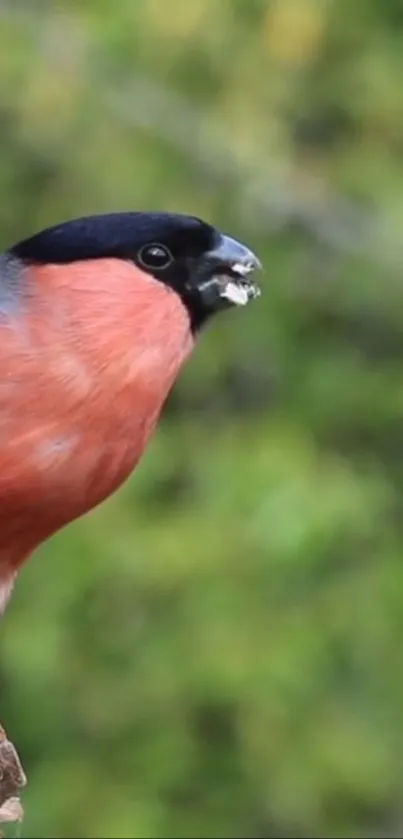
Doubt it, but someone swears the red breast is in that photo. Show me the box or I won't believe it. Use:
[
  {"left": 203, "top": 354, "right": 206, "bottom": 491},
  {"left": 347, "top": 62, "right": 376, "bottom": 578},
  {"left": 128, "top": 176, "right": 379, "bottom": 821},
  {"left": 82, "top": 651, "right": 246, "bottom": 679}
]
[{"left": 0, "top": 258, "right": 193, "bottom": 570}]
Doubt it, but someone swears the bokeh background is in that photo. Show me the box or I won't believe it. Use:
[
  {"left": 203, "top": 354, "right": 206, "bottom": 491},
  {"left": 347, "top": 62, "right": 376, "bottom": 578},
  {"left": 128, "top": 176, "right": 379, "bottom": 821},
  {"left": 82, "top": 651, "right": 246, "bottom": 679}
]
[{"left": 2, "top": 0, "right": 403, "bottom": 836}]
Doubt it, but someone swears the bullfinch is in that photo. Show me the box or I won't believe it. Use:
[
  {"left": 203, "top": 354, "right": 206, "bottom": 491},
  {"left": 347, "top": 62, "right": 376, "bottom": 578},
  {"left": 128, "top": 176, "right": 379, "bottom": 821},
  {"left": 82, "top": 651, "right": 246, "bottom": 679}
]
[{"left": 0, "top": 211, "right": 261, "bottom": 615}]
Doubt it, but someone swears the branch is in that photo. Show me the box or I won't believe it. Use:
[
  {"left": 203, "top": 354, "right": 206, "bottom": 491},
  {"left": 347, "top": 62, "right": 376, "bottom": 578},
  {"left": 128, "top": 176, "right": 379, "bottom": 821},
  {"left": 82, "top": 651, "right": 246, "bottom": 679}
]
[{"left": 0, "top": 725, "right": 26, "bottom": 830}]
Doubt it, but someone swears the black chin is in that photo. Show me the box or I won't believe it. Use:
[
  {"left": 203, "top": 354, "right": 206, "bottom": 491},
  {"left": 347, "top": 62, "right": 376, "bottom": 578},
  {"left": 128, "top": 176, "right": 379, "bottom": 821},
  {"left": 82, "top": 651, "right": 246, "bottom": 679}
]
[{"left": 144, "top": 260, "right": 221, "bottom": 333}]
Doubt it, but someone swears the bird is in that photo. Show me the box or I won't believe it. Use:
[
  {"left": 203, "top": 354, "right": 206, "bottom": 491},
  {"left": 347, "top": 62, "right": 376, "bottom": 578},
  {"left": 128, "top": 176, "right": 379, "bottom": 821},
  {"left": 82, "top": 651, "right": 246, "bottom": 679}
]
[{"left": 0, "top": 211, "right": 261, "bottom": 615}]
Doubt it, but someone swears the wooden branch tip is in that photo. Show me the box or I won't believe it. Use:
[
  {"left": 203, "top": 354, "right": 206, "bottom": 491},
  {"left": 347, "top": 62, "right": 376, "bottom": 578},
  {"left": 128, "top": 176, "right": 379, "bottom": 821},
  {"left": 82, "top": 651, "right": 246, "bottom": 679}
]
[{"left": 0, "top": 725, "right": 26, "bottom": 828}]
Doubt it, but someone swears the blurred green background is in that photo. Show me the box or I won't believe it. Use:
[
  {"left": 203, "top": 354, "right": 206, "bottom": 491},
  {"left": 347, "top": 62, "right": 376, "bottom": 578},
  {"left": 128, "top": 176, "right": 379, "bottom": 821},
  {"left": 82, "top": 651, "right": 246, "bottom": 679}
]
[{"left": 2, "top": 0, "right": 403, "bottom": 836}]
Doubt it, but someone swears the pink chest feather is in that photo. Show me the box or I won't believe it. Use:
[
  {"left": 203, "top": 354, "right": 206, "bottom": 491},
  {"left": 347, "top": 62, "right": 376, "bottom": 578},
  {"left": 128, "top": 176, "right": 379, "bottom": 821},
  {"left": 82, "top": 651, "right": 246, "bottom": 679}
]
[{"left": 0, "top": 259, "right": 194, "bottom": 568}]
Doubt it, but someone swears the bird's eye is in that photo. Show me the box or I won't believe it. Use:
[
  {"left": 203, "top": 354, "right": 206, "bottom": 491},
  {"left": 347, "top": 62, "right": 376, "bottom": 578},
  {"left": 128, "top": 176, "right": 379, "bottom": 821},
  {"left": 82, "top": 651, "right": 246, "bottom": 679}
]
[{"left": 138, "top": 243, "right": 172, "bottom": 270}]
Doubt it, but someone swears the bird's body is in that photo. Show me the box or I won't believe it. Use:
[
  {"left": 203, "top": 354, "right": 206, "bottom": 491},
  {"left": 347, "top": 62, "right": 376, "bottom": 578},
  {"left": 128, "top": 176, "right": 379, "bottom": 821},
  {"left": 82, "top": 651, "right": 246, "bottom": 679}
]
[
  {"left": 0, "top": 211, "right": 261, "bottom": 612},
  {"left": 0, "top": 258, "right": 192, "bottom": 603}
]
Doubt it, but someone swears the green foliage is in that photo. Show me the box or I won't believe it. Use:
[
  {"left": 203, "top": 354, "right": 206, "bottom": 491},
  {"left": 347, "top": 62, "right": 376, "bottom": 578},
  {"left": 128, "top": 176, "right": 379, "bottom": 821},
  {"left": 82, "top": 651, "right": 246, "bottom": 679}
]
[{"left": 2, "top": 0, "right": 403, "bottom": 836}]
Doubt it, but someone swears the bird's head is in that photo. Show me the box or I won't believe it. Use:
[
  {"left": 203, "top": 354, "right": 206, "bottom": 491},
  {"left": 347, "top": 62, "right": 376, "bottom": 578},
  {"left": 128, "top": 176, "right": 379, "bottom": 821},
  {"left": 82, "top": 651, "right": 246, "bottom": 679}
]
[{"left": 10, "top": 211, "right": 261, "bottom": 331}]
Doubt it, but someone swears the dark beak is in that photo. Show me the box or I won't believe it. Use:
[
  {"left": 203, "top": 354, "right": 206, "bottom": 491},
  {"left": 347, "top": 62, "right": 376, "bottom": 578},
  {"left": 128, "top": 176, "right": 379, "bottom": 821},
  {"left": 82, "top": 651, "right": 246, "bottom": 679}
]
[{"left": 197, "top": 233, "right": 262, "bottom": 311}]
